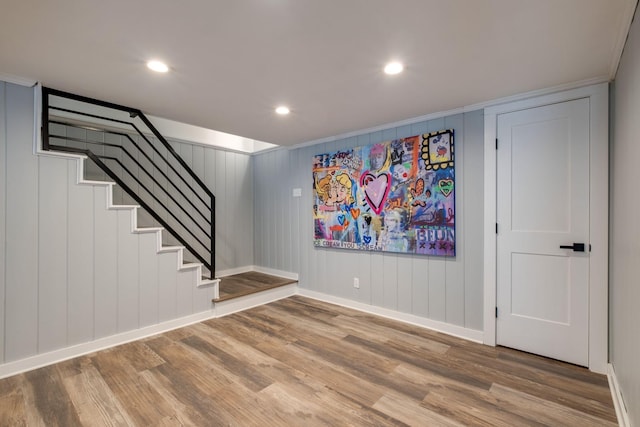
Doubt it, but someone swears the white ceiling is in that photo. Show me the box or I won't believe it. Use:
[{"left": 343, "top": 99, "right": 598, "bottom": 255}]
[{"left": 0, "top": 0, "right": 636, "bottom": 147}]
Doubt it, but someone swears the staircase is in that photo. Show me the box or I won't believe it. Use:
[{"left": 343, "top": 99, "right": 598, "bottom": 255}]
[{"left": 40, "top": 87, "right": 219, "bottom": 296}]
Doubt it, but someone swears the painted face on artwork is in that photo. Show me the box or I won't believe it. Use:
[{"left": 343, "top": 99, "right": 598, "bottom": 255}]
[
  {"left": 329, "top": 180, "right": 338, "bottom": 201},
  {"left": 371, "top": 151, "right": 385, "bottom": 170},
  {"left": 335, "top": 183, "right": 348, "bottom": 204},
  {"left": 385, "top": 215, "right": 400, "bottom": 232}
]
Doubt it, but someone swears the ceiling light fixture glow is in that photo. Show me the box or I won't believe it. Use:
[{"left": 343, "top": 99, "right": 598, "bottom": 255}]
[
  {"left": 147, "top": 60, "right": 169, "bottom": 73},
  {"left": 384, "top": 61, "right": 404, "bottom": 75},
  {"left": 275, "top": 106, "right": 290, "bottom": 115}
]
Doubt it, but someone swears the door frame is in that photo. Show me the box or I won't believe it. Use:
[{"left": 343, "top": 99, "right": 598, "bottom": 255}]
[{"left": 483, "top": 83, "right": 609, "bottom": 373}]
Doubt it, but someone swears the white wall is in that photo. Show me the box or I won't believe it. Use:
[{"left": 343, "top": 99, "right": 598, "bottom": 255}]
[
  {"left": 253, "top": 110, "right": 484, "bottom": 331},
  {"left": 610, "top": 10, "right": 640, "bottom": 425},
  {"left": 0, "top": 82, "right": 251, "bottom": 370}
]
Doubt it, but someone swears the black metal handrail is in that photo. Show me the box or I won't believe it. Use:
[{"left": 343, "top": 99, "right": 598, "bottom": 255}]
[{"left": 41, "top": 87, "right": 215, "bottom": 276}]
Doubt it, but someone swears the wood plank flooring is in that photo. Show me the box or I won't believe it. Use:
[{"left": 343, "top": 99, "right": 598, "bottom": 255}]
[
  {"left": 0, "top": 296, "right": 617, "bottom": 426},
  {"left": 215, "top": 271, "right": 297, "bottom": 302}
]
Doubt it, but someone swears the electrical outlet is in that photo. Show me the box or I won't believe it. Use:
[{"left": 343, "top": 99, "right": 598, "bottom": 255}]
[{"left": 353, "top": 277, "right": 360, "bottom": 288}]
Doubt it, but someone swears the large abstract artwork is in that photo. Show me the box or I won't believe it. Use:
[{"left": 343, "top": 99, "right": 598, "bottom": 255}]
[{"left": 313, "top": 129, "right": 455, "bottom": 256}]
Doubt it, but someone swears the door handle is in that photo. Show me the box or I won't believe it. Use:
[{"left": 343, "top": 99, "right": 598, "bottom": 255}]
[{"left": 559, "top": 243, "right": 585, "bottom": 252}]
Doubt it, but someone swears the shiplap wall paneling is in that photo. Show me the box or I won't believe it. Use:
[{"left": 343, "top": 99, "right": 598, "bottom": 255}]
[
  {"left": 253, "top": 110, "right": 484, "bottom": 331},
  {"left": 215, "top": 149, "right": 228, "bottom": 270},
  {"left": 4, "top": 83, "right": 39, "bottom": 362},
  {"left": 104, "top": 132, "right": 125, "bottom": 206},
  {"left": 117, "top": 209, "right": 140, "bottom": 333},
  {"left": 260, "top": 150, "right": 276, "bottom": 271},
  {"left": 237, "top": 153, "right": 254, "bottom": 268},
  {"left": 0, "top": 83, "right": 235, "bottom": 372},
  {"left": 122, "top": 133, "right": 141, "bottom": 208},
  {"left": 0, "top": 82, "right": 6, "bottom": 363},
  {"left": 136, "top": 134, "right": 156, "bottom": 229},
  {"left": 425, "top": 117, "right": 448, "bottom": 322},
  {"left": 203, "top": 147, "right": 218, "bottom": 270},
  {"left": 157, "top": 251, "right": 179, "bottom": 322},
  {"left": 611, "top": 8, "right": 640, "bottom": 423},
  {"left": 138, "top": 232, "right": 160, "bottom": 328},
  {"left": 463, "top": 110, "right": 484, "bottom": 329},
  {"left": 171, "top": 142, "right": 190, "bottom": 258},
  {"left": 177, "top": 142, "right": 193, "bottom": 260},
  {"left": 183, "top": 143, "right": 210, "bottom": 266},
  {"left": 68, "top": 164, "right": 95, "bottom": 346},
  {"left": 84, "top": 129, "right": 106, "bottom": 182},
  {"left": 226, "top": 152, "right": 238, "bottom": 268},
  {"left": 153, "top": 138, "right": 169, "bottom": 229},
  {"left": 38, "top": 156, "right": 69, "bottom": 353},
  {"left": 168, "top": 141, "right": 254, "bottom": 273},
  {"left": 259, "top": 151, "right": 274, "bottom": 270},
  {"left": 289, "top": 148, "right": 301, "bottom": 277},
  {"left": 193, "top": 278, "right": 214, "bottom": 313},
  {"left": 176, "top": 268, "right": 196, "bottom": 318},
  {"left": 93, "top": 184, "right": 119, "bottom": 340},
  {"left": 225, "top": 151, "right": 239, "bottom": 269},
  {"left": 444, "top": 113, "right": 465, "bottom": 327}
]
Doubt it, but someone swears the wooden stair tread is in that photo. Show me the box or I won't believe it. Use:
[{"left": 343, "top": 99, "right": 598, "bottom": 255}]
[{"left": 213, "top": 272, "right": 297, "bottom": 302}]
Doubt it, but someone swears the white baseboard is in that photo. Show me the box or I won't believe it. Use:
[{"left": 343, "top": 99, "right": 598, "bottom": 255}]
[
  {"left": 297, "top": 288, "right": 484, "bottom": 343},
  {"left": 0, "top": 309, "right": 217, "bottom": 380},
  {"left": 0, "top": 281, "right": 487, "bottom": 379},
  {"left": 608, "top": 363, "right": 631, "bottom": 427},
  {"left": 253, "top": 265, "right": 299, "bottom": 281},
  {"left": 216, "top": 265, "right": 255, "bottom": 277},
  {"left": 216, "top": 265, "right": 299, "bottom": 281}
]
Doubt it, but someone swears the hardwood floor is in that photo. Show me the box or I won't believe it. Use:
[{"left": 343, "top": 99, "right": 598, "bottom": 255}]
[
  {"left": 0, "top": 296, "right": 617, "bottom": 426},
  {"left": 215, "top": 271, "right": 297, "bottom": 302}
]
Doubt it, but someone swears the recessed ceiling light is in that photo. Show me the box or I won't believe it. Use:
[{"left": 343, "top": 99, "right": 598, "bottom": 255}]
[
  {"left": 384, "top": 61, "right": 404, "bottom": 75},
  {"left": 275, "top": 106, "right": 290, "bottom": 115},
  {"left": 147, "top": 60, "right": 169, "bottom": 73}
]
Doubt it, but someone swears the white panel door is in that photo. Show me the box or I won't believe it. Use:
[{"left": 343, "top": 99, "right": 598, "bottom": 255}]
[{"left": 496, "top": 98, "right": 590, "bottom": 366}]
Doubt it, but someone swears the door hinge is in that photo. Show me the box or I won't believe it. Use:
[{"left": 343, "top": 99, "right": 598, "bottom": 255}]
[{"left": 495, "top": 307, "right": 498, "bottom": 318}]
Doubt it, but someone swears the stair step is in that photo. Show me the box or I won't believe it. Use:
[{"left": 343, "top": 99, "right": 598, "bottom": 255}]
[{"left": 213, "top": 271, "right": 297, "bottom": 302}]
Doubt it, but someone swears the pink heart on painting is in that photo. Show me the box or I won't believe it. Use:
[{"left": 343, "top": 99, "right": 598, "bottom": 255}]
[{"left": 360, "top": 171, "right": 391, "bottom": 215}]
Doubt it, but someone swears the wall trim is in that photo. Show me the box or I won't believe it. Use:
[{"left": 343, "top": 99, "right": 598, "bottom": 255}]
[
  {"left": 609, "top": 0, "right": 639, "bottom": 78},
  {"left": 285, "top": 76, "right": 610, "bottom": 154},
  {"left": 0, "top": 279, "right": 296, "bottom": 379},
  {"left": 0, "top": 73, "right": 37, "bottom": 87},
  {"left": 297, "top": 289, "right": 484, "bottom": 343},
  {"left": 608, "top": 363, "right": 631, "bottom": 427},
  {"left": 483, "top": 83, "right": 610, "bottom": 374},
  {"left": 253, "top": 265, "right": 299, "bottom": 281},
  {"left": 0, "top": 309, "right": 217, "bottom": 380}
]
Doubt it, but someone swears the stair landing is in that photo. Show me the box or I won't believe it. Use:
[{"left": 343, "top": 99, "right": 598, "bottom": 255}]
[{"left": 214, "top": 271, "right": 297, "bottom": 302}]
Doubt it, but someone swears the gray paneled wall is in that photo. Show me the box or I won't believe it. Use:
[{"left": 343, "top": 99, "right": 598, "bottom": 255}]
[
  {"left": 167, "top": 140, "right": 254, "bottom": 273},
  {"left": 48, "top": 119, "right": 254, "bottom": 277},
  {"left": 0, "top": 82, "right": 219, "bottom": 365},
  {"left": 253, "top": 111, "right": 484, "bottom": 330},
  {"left": 610, "top": 5, "right": 640, "bottom": 424}
]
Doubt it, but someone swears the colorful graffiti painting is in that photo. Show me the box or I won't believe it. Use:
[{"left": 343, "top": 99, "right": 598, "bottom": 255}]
[{"left": 312, "top": 129, "right": 455, "bottom": 256}]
